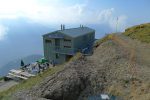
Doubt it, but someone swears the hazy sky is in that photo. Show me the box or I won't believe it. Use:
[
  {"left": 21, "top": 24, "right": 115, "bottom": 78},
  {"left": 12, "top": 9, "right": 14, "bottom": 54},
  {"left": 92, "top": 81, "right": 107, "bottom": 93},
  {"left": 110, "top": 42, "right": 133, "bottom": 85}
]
[
  {"left": 0, "top": 0, "right": 150, "bottom": 40},
  {"left": 0, "top": 0, "right": 150, "bottom": 67}
]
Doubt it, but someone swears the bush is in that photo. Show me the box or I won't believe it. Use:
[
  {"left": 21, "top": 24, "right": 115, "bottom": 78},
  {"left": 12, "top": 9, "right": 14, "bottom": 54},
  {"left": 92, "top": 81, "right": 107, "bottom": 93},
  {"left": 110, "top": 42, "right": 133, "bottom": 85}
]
[{"left": 0, "top": 77, "right": 4, "bottom": 81}]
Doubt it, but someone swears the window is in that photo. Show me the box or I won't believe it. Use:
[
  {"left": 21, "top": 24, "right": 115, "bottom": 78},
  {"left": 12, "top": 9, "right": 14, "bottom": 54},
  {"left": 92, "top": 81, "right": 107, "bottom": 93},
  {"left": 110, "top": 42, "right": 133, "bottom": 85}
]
[
  {"left": 64, "top": 46, "right": 71, "bottom": 48},
  {"left": 56, "top": 53, "right": 59, "bottom": 59},
  {"left": 64, "top": 39, "right": 71, "bottom": 42},
  {"left": 45, "top": 40, "right": 52, "bottom": 43},
  {"left": 88, "top": 34, "right": 91, "bottom": 39},
  {"left": 83, "top": 35, "right": 87, "bottom": 41}
]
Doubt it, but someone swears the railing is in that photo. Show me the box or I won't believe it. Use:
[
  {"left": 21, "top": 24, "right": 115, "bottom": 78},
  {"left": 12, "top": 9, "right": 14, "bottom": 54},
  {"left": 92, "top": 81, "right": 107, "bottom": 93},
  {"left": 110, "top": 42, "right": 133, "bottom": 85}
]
[
  {"left": 50, "top": 46, "right": 77, "bottom": 55},
  {"left": 48, "top": 40, "right": 94, "bottom": 55},
  {"left": 63, "top": 41, "right": 72, "bottom": 46}
]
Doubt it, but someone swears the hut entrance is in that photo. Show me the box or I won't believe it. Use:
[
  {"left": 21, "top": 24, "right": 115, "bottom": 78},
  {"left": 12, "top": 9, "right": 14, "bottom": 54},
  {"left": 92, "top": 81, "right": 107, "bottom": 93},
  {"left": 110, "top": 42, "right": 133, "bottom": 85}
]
[
  {"left": 55, "top": 39, "right": 60, "bottom": 50},
  {"left": 66, "top": 55, "right": 73, "bottom": 62}
]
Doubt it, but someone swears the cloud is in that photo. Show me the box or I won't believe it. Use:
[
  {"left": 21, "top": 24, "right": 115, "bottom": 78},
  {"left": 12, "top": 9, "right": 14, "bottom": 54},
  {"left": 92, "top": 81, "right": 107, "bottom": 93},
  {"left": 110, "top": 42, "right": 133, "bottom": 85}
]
[
  {"left": 0, "top": 24, "right": 8, "bottom": 40},
  {"left": 0, "top": 0, "right": 127, "bottom": 31},
  {"left": 25, "top": 5, "right": 127, "bottom": 31},
  {"left": 97, "top": 8, "right": 128, "bottom": 31},
  {"left": 24, "top": 4, "right": 127, "bottom": 31},
  {"left": 24, "top": 3, "right": 87, "bottom": 24}
]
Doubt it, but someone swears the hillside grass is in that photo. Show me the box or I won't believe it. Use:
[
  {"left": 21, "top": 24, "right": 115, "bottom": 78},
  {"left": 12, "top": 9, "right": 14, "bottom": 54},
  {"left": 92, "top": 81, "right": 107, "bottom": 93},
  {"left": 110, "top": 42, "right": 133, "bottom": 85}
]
[
  {"left": 0, "top": 77, "right": 4, "bottom": 81},
  {"left": 123, "top": 23, "right": 150, "bottom": 43},
  {"left": 0, "top": 65, "right": 65, "bottom": 99},
  {"left": 94, "top": 34, "right": 114, "bottom": 47}
]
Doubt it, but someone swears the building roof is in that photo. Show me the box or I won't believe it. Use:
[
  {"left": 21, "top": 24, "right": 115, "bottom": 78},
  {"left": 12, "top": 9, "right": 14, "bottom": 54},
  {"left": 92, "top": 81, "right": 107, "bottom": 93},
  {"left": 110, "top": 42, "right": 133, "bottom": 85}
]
[
  {"left": 58, "top": 27, "right": 95, "bottom": 37},
  {"left": 10, "top": 69, "right": 22, "bottom": 74},
  {"left": 44, "top": 27, "right": 95, "bottom": 38}
]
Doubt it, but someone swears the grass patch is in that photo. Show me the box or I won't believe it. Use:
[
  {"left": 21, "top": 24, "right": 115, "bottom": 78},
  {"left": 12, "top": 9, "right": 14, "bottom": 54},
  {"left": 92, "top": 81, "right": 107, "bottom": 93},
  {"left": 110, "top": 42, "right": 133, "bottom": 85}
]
[
  {"left": 94, "top": 34, "right": 114, "bottom": 47},
  {"left": 69, "top": 52, "right": 82, "bottom": 62},
  {"left": 0, "top": 77, "right": 4, "bottom": 81},
  {"left": 123, "top": 23, "right": 150, "bottom": 43},
  {"left": 0, "top": 65, "right": 65, "bottom": 99}
]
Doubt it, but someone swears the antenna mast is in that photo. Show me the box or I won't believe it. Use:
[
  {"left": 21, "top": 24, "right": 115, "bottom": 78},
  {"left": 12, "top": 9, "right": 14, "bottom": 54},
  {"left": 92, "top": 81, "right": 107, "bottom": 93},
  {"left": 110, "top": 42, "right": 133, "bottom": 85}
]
[{"left": 116, "top": 17, "right": 119, "bottom": 33}]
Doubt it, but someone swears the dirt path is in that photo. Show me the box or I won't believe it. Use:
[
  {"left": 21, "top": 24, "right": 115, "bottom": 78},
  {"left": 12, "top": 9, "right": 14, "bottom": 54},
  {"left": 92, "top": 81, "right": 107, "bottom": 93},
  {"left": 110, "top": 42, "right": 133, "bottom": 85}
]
[
  {"left": 114, "top": 34, "right": 150, "bottom": 81},
  {"left": 91, "top": 34, "right": 150, "bottom": 100},
  {"left": 118, "top": 34, "right": 150, "bottom": 66}
]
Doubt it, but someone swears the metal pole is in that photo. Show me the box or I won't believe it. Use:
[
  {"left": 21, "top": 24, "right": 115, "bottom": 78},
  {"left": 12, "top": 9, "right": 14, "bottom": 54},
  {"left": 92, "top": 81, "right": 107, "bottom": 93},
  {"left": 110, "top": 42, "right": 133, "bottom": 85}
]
[{"left": 116, "top": 17, "right": 119, "bottom": 33}]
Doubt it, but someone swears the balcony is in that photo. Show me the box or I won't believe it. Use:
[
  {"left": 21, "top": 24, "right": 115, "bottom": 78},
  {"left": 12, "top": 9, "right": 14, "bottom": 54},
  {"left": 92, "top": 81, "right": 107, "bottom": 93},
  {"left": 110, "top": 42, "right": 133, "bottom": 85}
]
[{"left": 54, "top": 47, "right": 76, "bottom": 55}]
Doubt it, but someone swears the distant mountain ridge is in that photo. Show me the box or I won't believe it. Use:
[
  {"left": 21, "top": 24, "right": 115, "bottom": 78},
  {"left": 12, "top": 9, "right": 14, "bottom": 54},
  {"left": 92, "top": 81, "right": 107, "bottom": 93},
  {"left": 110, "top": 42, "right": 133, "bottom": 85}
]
[{"left": 0, "top": 54, "right": 43, "bottom": 76}]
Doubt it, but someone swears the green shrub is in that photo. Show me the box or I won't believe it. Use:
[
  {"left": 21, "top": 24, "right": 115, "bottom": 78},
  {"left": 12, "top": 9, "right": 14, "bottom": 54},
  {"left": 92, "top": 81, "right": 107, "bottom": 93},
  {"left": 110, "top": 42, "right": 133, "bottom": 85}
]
[{"left": 0, "top": 77, "right": 4, "bottom": 81}]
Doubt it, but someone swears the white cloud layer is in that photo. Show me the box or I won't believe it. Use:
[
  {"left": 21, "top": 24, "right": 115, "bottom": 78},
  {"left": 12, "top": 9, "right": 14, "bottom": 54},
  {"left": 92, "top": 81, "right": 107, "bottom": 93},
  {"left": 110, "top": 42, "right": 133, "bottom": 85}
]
[
  {"left": 0, "top": 0, "right": 128, "bottom": 37},
  {"left": 97, "top": 8, "right": 127, "bottom": 31}
]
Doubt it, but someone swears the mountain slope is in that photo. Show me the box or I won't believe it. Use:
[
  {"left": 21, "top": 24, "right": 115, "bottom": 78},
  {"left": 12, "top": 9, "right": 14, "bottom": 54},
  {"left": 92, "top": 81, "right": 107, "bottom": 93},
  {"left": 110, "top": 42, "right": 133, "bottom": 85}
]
[
  {"left": 12, "top": 34, "right": 150, "bottom": 100},
  {"left": 1, "top": 23, "right": 150, "bottom": 100}
]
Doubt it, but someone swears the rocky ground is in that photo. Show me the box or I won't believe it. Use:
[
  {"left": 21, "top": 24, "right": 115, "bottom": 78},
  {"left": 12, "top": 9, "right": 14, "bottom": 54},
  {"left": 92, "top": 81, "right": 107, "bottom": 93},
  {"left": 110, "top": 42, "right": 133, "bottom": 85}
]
[
  {"left": 12, "top": 34, "right": 150, "bottom": 100},
  {"left": 0, "top": 80, "right": 18, "bottom": 92}
]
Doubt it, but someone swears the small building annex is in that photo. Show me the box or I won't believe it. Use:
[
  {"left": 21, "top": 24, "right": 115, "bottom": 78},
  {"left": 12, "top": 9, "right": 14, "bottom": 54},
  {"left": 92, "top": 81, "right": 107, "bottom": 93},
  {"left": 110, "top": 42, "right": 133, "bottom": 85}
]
[{"left": 43, "top": 25, "right": 95, "bottom": 64}]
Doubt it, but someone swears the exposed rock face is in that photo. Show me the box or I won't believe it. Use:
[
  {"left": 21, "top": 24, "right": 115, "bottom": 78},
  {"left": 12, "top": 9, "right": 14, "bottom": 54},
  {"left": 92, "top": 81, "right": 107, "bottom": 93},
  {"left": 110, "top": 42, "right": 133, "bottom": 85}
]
[
  {"left": 34, "top": 59, "right": 90, "bottom": 100},
  {"left": 13, "top": 35, "right": 150, "bottom": 100}
]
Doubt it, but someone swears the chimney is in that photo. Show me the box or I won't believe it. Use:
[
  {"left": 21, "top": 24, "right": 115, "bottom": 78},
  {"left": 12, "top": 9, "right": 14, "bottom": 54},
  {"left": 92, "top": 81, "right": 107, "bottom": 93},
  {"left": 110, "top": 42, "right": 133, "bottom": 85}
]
[
  {"left": 82, "top": 25, "right": 84, "bottom": 28},
  {"left": 63, "top": 25, "right": 65, "bottom": 30},
  {"left": 61, "top": 24, "right": 63, "bottom": 30}
]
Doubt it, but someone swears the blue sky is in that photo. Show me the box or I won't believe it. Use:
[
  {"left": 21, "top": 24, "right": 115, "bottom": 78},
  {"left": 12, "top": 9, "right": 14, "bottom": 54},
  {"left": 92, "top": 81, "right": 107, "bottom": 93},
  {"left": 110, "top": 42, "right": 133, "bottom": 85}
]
[{"left": 0, "top": 0, "right": 150, "bottom": 68}]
